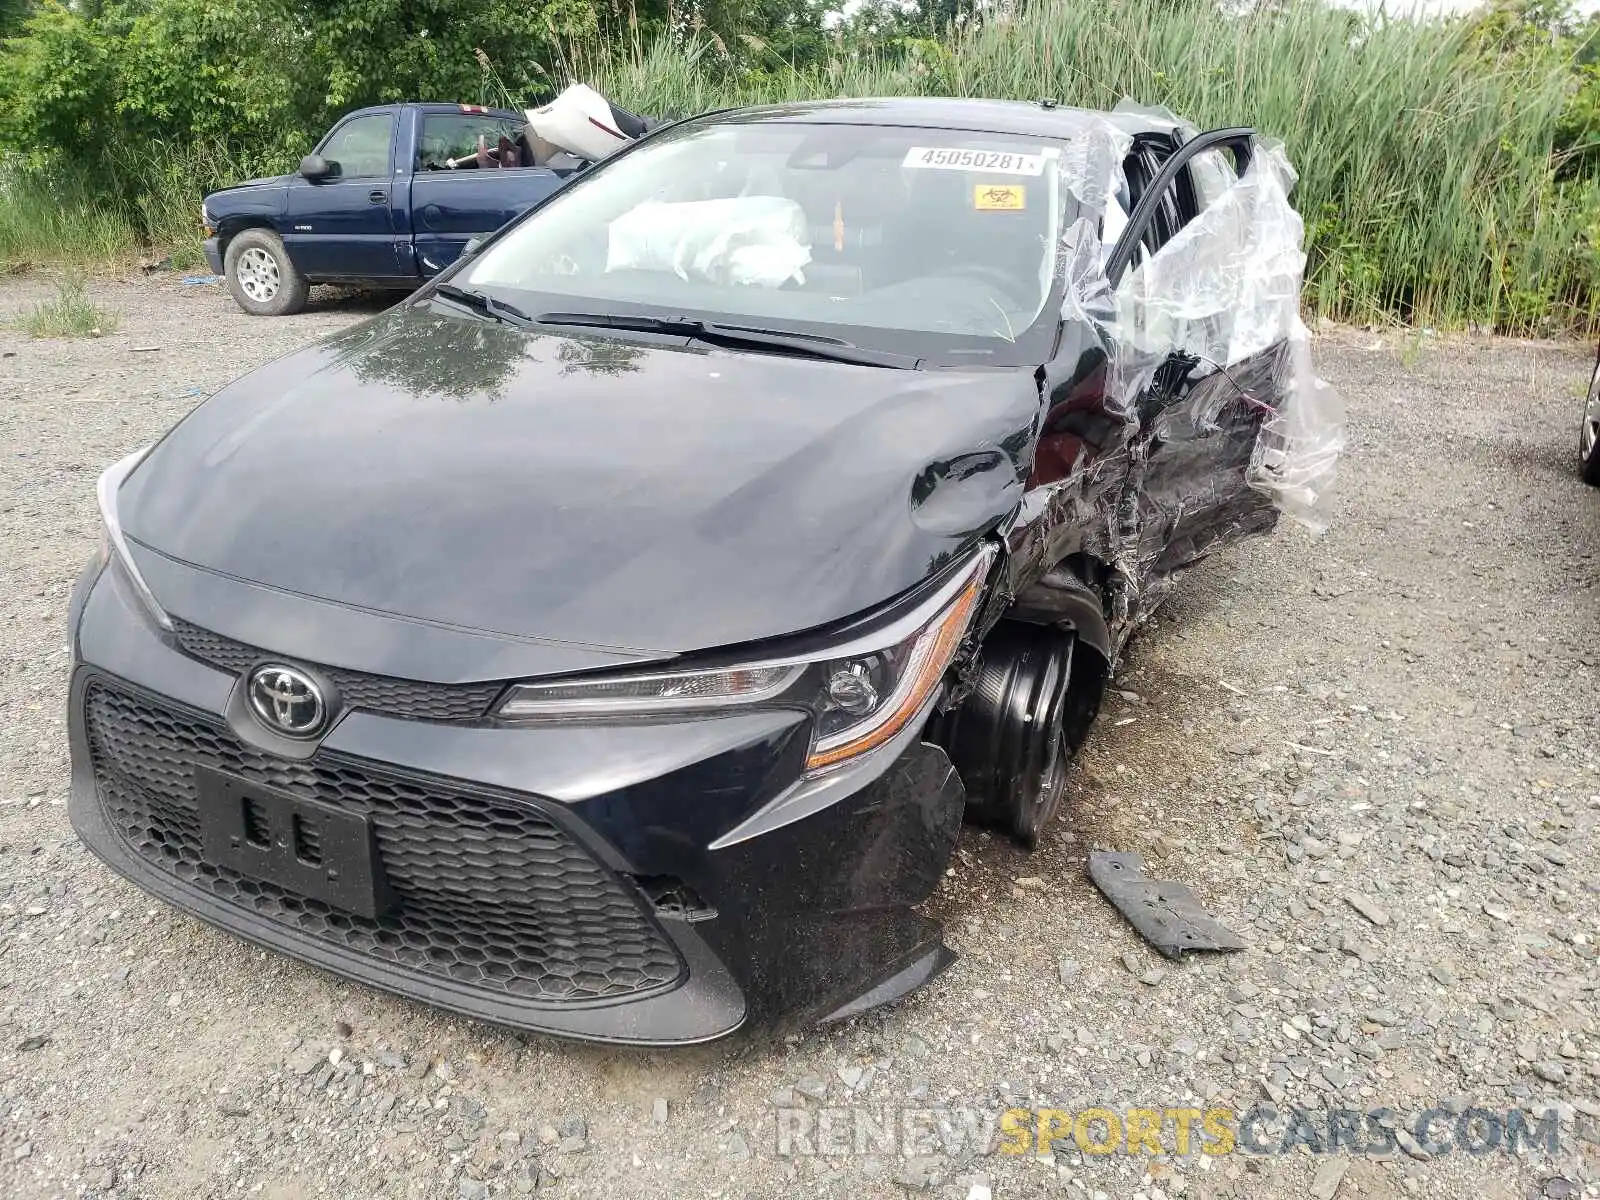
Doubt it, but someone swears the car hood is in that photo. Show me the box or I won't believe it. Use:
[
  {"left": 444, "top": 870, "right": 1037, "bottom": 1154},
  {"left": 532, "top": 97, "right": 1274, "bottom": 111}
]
[
  {"left": 205, "top": 175, "right": 291, "bottom": 201},
  {"left": 122, "top": 304, "right": 1042, "bottom": 660}
]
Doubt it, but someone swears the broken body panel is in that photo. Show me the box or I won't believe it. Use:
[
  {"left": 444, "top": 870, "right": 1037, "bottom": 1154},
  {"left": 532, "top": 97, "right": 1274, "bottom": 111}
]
[
  {"left": 1089, "top": 850, "right": 1248, "bottom": 959},
  {"left": 989, "top": 106, "right": 1341, "bottom": 673}
]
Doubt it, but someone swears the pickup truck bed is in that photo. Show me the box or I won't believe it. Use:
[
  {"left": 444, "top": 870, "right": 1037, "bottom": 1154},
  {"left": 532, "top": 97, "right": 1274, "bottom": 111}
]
[{"left": 202, "top": 103, "right": 579, "bottom": 314}]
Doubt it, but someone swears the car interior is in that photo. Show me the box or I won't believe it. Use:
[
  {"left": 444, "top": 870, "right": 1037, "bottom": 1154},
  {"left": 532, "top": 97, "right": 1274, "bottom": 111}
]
[
  {"left": 417, "top": 115, "right": 535, "bottom": 171},
  {"left": 595, "top": 129, "right": 1064, "bottom": 335},
  {"left": 468, "top": 121, "right": 1255, "bottom": 353}
]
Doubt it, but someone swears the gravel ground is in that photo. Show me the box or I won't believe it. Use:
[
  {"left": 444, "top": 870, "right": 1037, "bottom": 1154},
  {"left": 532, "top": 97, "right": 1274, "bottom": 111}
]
[{"left": 0, "top": 274, "right": 1596, "bottom": 1200}]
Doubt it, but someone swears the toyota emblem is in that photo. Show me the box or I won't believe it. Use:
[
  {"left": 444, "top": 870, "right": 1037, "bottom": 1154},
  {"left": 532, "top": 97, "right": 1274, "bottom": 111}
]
[{"left": 247, "top": 664, "right": 327, "bottom": 738}]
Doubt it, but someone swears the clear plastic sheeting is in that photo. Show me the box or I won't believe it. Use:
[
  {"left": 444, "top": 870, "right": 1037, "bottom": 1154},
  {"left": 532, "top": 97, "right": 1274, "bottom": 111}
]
[
  {"left": 1244, "top": 331, "right": 1343, "bottom": 528},
  {"left": 1053, "top": 122, "right": 1133, "bottom": 220},
  {"left": 1109, "top": 96, "right": 1197, "bottom": 140},
  {"left": 1110, "top": 142, "right": 1344, "bottom": 530},
  {"left": 1114, "top": 143, "right": 1306, "bottom": 367},
  {"left": 1057, "top": 215, "right": 1118, "bottom": 338},
  {"left": 606, "top": 196, "right": 812, "bottom": 288},
  {"left": 1001, "top": 111, "right": 1343, "bottom": 663}
]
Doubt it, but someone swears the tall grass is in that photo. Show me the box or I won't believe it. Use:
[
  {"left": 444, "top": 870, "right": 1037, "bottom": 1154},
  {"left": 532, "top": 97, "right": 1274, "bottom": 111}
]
[
  {"left": 576, "top": 1, "right": 1595, "bottom": 333},
  {"left": 123, "top": 138, "right": 267, "bottom": 270},
  {"left": 0, "top": 0, "right": 1590, "bottom": 332},
  {"left": 0, "top": 166, "right": 142, "bottom": 273},
  {"left": 943, "top": 2, "right": 1594, "bottom": 332},
  {"left": 0, "top": 137, "right": 272, "bottom": 273}
]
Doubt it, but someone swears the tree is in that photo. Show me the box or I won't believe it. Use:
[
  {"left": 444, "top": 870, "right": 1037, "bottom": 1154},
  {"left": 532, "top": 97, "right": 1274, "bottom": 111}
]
[
  {"left": 296, "top": 0, "right": 595, "bottom": 117},
  {"left": 0, "top": 0, "right": 32, "bottom": 37},
  {"left": 0, "top": 0, "right": 599, "bottom": 180}
]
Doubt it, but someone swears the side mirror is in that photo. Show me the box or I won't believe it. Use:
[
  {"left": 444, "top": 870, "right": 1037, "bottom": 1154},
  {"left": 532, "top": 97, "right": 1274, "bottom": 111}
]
[
  {"left": 299, "top": 154, "right": 336, "bottom": 182},
  {"left": 460, "top": 236, "right": 485, "bottom": 259}
]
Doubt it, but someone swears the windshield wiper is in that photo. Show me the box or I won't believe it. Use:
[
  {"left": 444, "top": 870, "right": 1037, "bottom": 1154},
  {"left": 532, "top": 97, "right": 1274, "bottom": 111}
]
[
  {"left": 431, "top": 283, "right": 532, "bottom": 329},
  {"left": 535, "top": 311, "right": 917, "bottom": 369}
]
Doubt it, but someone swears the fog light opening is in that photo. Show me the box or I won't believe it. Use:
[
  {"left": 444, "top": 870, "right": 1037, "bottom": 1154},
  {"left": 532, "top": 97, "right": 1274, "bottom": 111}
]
[{"left": 633, "top": 876, "right": 717, "bottom": 922}]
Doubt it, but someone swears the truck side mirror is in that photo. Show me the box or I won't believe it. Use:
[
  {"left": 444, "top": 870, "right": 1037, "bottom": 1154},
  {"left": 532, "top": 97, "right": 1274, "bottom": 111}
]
[
  {"left": 461, "top": 236, "right": 485, "bottom": 259},
  {"left": 299, "top": 155, "right": 336, "bottom": 182}
]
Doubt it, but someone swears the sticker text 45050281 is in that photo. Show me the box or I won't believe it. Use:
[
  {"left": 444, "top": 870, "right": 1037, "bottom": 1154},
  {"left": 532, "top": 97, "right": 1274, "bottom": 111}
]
[{"left": 902, "top": 147, "right": 1047, "bottom": 176}]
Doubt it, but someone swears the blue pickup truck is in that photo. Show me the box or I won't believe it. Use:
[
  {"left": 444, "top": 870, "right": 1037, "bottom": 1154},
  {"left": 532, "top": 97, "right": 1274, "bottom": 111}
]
[{"left": 201, "top": 102, "right": 580, "bottom": 315}]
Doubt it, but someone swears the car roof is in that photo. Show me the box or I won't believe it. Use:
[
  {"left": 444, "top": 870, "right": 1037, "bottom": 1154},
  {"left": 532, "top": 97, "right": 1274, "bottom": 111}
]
[{"left": 693, "top": 97, "right": 1180, "bottom": 140}]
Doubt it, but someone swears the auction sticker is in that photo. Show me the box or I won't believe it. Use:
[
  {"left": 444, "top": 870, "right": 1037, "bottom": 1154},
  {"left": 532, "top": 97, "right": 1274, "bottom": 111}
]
[{"left": 903, "top": 146, "right": 1046, "bottom": 175}]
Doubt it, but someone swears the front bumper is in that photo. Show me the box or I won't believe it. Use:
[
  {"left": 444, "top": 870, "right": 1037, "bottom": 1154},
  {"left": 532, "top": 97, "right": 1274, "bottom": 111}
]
[
  {"left": 202, "top": 237, "right": 224, "bottom": 276},
  {"left": 66, "top": 558, "right": 965, "bottom": 1044}
]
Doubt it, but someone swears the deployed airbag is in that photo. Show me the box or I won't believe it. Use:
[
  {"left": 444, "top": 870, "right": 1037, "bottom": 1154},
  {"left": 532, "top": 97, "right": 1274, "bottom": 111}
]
[{"left": 606, "top": 197, "right": 812, "bottom": 288}]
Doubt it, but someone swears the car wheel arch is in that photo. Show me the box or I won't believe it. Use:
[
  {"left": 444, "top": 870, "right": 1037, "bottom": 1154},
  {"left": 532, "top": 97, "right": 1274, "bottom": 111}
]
[{"left": 216, "top": 216, "right": 277, "bottom": 261}]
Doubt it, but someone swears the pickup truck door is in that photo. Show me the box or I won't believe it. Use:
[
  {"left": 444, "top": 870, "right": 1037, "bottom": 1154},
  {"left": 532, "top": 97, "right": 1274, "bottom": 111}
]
[
  {"left": 285, "top": 112, "right": 405, "bottom": 281},
  {"left": 406, "top": 111, "right": 568, "bottom": 275}
]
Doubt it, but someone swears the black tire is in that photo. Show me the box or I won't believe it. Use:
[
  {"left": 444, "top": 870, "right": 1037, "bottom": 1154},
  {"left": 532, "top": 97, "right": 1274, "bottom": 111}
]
[
  {"left": 1582, "top": 357, "right": 1600, "bottom": 486},
  {"left": 223, "top": 228, "right": 309, "bottom": 316}
]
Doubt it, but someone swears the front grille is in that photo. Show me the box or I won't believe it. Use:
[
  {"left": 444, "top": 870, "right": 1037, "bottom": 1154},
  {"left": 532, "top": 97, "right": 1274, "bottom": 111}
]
[
  {"left": 83, "top": 681, "right": 683, "bottom": 1004},
  {"left": 170, "top": 619, "right": 504, "bottom": 723}
]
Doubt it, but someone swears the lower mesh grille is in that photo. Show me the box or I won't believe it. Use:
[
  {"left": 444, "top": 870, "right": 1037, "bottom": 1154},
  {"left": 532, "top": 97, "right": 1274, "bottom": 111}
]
[{"left": 83, "top": 681, "right": 683, "bottom": 1004}]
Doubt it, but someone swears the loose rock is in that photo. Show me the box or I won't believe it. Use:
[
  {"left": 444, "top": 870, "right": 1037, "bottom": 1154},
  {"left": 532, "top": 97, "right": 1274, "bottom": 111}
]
[{"left": 1343, "top": 892, "right": 1390, "bottom": 927}]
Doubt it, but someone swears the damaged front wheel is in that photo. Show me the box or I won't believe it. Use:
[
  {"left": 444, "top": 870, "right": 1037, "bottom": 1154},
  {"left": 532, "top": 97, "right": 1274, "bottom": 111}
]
[{"left": 935, "top": 623, "right": 1103, "bottom": 848}]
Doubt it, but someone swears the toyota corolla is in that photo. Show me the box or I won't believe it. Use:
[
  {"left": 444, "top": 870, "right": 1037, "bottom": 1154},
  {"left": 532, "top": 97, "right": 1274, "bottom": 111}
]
[{"left": 66, "top": 98, "right": 1341, "bottom": 1044}]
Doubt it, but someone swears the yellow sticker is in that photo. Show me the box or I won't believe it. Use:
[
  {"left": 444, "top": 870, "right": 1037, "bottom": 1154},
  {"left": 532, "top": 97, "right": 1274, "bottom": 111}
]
[{"left": 974, "top": 183, "right": 1026, "bottom": 211}]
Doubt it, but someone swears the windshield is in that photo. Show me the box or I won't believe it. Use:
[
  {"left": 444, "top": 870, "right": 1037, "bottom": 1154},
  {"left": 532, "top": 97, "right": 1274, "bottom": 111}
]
[{"left": 459, "top": 119, "right": 1082, "bottom": 365}]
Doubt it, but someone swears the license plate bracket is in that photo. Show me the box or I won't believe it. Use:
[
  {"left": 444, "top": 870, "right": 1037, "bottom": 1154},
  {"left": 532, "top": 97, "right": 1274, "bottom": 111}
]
[{"left": 196, "top": 766, "right": 391, "bottom": 920}]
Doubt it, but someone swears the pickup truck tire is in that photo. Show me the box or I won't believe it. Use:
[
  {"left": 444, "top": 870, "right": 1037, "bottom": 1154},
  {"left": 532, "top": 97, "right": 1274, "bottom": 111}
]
[{"left": 224, "top": 229, "right": 309, "bottom": 316}]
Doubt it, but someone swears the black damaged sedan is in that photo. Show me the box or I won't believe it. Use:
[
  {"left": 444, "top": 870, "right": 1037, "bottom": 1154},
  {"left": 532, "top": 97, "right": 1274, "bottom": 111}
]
[{"left": 68, "top": 99, "right": 1337, "bottom": 1043}]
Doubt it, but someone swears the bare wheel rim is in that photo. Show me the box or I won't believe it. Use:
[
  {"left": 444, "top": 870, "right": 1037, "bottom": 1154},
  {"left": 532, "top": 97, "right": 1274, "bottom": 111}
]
[
  {"left": 1014, "top": 679, "right": 1070, "bottom": 845},
  {"left": 236, "top": 246, "right": 281, "bottom": 303},
  {"left": 1027, "top": 725, "right": 1068, "bottom": 838},
  {"left": 1584, "top": 363, "right": 1600, "bottom": 459}
]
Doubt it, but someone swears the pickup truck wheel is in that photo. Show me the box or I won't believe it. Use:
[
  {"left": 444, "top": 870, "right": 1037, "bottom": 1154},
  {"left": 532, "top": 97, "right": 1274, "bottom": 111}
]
[{"left": 224, "top": 230, "right": 309, "bottom": 316}]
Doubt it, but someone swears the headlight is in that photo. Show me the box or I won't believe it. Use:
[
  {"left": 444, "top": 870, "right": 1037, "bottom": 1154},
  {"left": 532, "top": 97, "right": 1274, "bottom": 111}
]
[
  {"left": 97, "top": 447, "right": 171, "bottom": 630},
  {"left": 493, "top": 663, "right": 805, "bottom": 716},
  {"left": 496, "top": 546, "right": 993, "bottom": 772}
]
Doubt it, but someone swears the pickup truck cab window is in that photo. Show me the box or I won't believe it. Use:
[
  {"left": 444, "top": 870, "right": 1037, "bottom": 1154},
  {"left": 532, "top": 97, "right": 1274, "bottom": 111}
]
[
  {"left": 321, "top": 114, "right": 395, "bottom": 177},
  {"left": 419, "top": 114, "right": 526, "bottom": 170}
]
